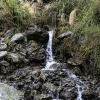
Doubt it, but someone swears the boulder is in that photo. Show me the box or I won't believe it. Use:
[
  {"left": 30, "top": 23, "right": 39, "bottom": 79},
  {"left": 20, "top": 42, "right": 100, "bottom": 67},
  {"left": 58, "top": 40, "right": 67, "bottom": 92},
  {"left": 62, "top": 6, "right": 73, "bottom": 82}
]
[
  {"left": 67, "top": 58, "right": 82, "bottom": 66},
  {"left": 43, "top": 82, "right": 57, "bottom": 93},
  {"left": 0, "top": 83, "right": 23, "bottom": 100},
  {"left": 4, "top": 29, "right": 15, "bottom": 38},
  {"left": 27, "top": 47, "right": 46, "bottom": 62},
  {"left": 7, "top": 53, "right": 21, "bottom": 63},
  {"left": 0, "top": 60, "right": 9, "bottom": 67},
  {"left": 82, "top": 90, "right": 97, "bottom": 99},
  {"left": 0, "top": 51, "right": 7, "bottom": 59},
  {"left": 11, "top": 33, "right": 24, "bottom": 42},
  {"left": 0, "top": 43, "right": 7, "bottom": 50},
  {"left": 32, "top": 70, "right": 41, "bottom": 78},
  {"left": 43, "top": 25, "right": 49, "bottom": 31},
  {"left": 71, "top": 67, "right": 82, "bottom": 76},
  {"left": 57, "top": 31, "right": 73, "bottom": 40},
  {"left": 26, "top": 27, "right": 49, "bottom": 43}
]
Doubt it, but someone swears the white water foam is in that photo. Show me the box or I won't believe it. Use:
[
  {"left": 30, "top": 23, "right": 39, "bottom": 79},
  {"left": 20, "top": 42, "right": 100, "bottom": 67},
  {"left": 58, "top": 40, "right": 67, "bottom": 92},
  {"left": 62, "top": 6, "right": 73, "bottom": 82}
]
[{"left": 43, "top": 30, "right": 56, "bottom": 70}]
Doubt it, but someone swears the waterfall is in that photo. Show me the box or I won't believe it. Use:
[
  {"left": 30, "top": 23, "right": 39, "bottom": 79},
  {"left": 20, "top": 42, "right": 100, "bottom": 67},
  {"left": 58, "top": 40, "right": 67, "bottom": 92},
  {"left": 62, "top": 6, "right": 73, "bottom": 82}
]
[
  {"left": 43, "top": 30, "right": 85, "bottom": 100},
  {"left": 44, "top": 30, "right": 56, "bottom": 70},
  {"left": 46, "top": 30, "right": 54, "bottom": 62}
]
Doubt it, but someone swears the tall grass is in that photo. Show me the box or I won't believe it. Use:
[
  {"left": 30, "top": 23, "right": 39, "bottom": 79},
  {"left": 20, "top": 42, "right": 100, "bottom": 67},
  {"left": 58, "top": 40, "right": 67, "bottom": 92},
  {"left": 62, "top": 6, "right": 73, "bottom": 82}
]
[{"left": 0, "top": 0, "right": 32, "bottom": 32}]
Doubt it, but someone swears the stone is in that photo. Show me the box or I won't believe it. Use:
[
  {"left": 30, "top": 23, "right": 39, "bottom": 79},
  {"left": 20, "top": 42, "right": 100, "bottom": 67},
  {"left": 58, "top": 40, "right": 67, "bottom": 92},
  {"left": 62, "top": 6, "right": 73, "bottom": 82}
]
[
  {"left": 8, "top": 53, "right": 20, "bottom": 63},
  {"left": 43, "top": 25, "right": 49, "bottom": 31},
  {"left": 67, "top": 58, "right": 82, "bottom": 66},
  {"left": 82, "top": 90, "right": 97, "bottom": 99},
  {"left": 11, "top": 33, "right": 24, "bottom": 42},
  {"left": 0, "top": 38, "right": 4, "bottom": 43},
  {"left": 0, "top": 60, "right": 9, "bottom": 66},
  {"left": 71, "top": 67, "right": 82, "bottom": 76},
  {"left": 26, "top": 27, "right": 49, "bottom": 43},
  {"left": 4, "top": 29, "right": 15, "bottom": 38},
  {"left": 60, "top": 88, "right": 76, "bottom": 99},
  {"left": 34, "top": 94, "right": 52, "bottom": 100},
  {"left": 57, "top": 31, "right": 73, "bottom": 40},
  {"left": 32, "top": 70, "right": 41, "bottom": 78},
  {"left": 33, "top": 82, "right": 42, "bottom": 90},
  {"left": 0, "top": 43, "right": 7, "bottom": 50},
  {"left": 0, "top": 51, "right": 7, "bottom": 58},
  {"left": 0, "top": 83, "right": 23, "bottom": 100},
  {"left": 27, "top": 47, "right": 46, "bottom": 62},
  {"left": 43, "top": 82, "right": 57, "bottom": 93}
]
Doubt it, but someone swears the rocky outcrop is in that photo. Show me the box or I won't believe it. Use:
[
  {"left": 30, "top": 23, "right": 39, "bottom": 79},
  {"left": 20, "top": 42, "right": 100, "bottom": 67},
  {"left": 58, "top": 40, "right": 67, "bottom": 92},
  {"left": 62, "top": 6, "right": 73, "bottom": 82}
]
[{"left": 26, "top": 24, "right": 49, "bottom": 43}]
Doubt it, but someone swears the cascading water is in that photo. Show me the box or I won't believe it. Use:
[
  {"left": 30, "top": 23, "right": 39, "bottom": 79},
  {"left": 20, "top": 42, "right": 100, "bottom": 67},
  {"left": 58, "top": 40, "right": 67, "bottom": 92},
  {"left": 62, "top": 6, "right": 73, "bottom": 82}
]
[
  {"left": 45, "top": 30, "right": 55, "bottom": 70},
  {"left": 77, "top": 85, "right": 83, "bottom": 100},
  {"left": 44, "top": 30, "right": 86, "bottom": 100},
  {"left": 67, "top": 70, "right": 84, "bottom": 100}
]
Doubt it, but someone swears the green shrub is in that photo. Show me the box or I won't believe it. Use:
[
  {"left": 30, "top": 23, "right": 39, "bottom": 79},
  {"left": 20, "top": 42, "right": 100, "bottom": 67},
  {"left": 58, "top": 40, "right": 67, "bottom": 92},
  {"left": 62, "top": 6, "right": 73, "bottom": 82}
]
[{"left": 0, "top": 0, "right": 32, "bottom": 32}]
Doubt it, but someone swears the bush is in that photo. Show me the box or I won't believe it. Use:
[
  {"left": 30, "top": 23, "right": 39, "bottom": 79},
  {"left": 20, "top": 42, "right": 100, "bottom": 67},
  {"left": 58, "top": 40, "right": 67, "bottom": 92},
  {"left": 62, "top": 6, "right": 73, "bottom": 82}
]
[{"left": 0, "top": 0, "right": 32, "bottom": 32}]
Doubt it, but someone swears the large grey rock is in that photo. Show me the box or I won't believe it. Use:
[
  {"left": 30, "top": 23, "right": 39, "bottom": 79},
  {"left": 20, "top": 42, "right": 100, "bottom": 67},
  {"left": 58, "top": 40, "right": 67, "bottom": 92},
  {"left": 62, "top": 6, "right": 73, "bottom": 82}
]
[
  {"left": 11, "top": 33, "right": 24, "bottom": 42},
  {"left": 0, "top": 43, "right": 7, "bottom": 50},
  {"left": 57, "top": 31, "right": 73, "bottom": 40},
  {"left": 0, "top": 51, "right": 7, "bottom": 58},
  {"left": 0, "top": 83, "right": 23, "bottom": 100},
  {"left": 27, "top": 47, "right": 46, "bottom": 62}
]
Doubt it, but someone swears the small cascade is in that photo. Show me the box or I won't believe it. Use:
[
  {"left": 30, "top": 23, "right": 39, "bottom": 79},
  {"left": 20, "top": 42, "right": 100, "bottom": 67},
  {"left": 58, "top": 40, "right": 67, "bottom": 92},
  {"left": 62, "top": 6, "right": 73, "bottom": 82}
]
[
  {"left": 45, "top": 30, "right": 56, "bottom": 70},
  {"left": 67, "top": 70, "right": 85, "bottom": 100},
  {"left": 77, "top": 85, "right": 83, "bottom": 100},
  {"left": 43, "top": 30, "right": 87, "bottom": 100},
  {"left": 56, "top": 79, "right": 62, "bottom": 100}
]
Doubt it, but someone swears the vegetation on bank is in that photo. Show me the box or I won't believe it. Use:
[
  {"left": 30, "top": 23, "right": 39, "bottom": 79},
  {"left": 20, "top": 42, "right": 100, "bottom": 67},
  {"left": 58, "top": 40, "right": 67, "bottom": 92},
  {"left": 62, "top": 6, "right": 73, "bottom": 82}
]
[
  {"left": 0, "top": 0, "right": 100, "bottom": 78},
  {"left": 0, "top": 0, "right": 31, "bottom": 32}
]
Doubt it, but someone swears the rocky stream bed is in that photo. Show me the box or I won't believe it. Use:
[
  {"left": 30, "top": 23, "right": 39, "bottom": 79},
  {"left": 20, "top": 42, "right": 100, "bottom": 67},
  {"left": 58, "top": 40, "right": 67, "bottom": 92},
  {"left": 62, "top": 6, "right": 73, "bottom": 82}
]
[{"left": 0, "top": 24, "right": 100, "bottom": 100}]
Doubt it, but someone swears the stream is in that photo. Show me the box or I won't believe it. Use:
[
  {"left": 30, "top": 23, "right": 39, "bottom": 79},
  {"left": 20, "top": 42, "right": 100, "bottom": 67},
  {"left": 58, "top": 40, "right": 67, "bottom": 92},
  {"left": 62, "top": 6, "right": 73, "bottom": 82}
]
[
  {"left": 0, "top": 28, "right": 99, "bottom": 100},
  {"left": 43, "top": 30, "right": 85, "bottom": 100}
]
